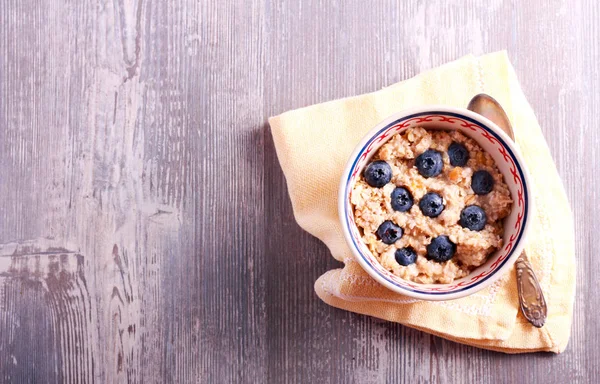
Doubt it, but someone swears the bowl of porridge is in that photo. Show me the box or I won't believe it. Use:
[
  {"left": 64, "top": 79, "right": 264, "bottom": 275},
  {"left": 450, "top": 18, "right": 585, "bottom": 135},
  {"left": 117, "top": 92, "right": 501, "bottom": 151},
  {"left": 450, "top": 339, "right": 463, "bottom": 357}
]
[{"left": 338, "top": 106, "right": 533, "bottom": 300}]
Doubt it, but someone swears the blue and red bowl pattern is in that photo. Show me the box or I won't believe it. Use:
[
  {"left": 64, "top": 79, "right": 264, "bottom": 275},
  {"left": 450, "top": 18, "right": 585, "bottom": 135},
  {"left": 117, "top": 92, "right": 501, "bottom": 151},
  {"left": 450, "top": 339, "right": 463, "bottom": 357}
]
[{"left": 344, "top": 112, "right": 528, "bottom": 295}]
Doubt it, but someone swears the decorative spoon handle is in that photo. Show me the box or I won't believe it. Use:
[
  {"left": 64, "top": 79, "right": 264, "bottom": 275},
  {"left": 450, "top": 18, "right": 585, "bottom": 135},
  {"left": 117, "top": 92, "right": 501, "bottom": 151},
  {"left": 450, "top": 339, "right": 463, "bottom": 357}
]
[
  {"left": 516, "top": 252, "right": 547, "bottom": 328},
  {"left": 467, "top": 93, "right": 547, "bottom": 328}
]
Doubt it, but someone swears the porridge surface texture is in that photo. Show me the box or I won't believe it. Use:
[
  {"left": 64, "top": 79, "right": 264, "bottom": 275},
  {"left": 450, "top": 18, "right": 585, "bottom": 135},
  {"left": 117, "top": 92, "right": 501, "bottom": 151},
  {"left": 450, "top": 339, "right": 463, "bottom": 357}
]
[{"left": 351, "top": 127, "right": 513, "bottom": 284}]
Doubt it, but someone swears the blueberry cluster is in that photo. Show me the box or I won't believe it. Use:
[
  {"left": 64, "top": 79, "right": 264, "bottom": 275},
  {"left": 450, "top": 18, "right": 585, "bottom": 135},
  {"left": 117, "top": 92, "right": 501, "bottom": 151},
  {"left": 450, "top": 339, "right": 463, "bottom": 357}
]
[{"left": 362, "top": 142, "right": 496, "bottom": 265}]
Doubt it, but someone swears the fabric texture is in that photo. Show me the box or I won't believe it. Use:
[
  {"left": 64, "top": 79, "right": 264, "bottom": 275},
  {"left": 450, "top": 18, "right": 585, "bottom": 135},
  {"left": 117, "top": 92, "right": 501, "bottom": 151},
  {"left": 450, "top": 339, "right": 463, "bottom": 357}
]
[{"left": 268, "top": 51, "right": 575, "bottom": 353}]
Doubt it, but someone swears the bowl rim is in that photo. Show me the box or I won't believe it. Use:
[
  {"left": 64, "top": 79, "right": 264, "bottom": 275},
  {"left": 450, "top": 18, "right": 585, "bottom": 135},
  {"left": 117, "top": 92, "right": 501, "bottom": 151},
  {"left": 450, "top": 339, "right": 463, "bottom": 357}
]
[{"left": 338, "top": 105, "right": 534, "bottom": 301}]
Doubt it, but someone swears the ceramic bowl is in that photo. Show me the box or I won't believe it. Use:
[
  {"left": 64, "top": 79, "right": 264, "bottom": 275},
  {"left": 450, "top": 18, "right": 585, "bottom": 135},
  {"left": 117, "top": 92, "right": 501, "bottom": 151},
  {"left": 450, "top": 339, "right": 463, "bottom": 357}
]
[{"left": 338, "top": 106, "right": 533, "bottom": 300}]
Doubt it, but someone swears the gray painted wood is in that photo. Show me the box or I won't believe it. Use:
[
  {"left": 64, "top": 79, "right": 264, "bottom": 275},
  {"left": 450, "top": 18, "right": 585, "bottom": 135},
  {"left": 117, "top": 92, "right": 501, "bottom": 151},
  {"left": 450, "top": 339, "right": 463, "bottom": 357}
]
[{"left": 0, "top": 0, "right": 595, "bottom": 383}]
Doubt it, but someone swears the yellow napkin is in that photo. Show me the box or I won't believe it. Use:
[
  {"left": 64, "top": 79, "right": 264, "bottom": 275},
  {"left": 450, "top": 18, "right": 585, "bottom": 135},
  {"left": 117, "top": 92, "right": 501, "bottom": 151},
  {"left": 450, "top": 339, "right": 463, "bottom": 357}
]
[{"left": 268, "top": 51, "right": 575, "bottom": 353}]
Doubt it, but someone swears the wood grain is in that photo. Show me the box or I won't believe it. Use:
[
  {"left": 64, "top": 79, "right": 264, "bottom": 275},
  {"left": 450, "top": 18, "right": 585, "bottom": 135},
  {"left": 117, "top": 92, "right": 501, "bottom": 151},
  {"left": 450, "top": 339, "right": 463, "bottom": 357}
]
[{"left": 0, "top": 0, "right": 596, "bottom": 383}]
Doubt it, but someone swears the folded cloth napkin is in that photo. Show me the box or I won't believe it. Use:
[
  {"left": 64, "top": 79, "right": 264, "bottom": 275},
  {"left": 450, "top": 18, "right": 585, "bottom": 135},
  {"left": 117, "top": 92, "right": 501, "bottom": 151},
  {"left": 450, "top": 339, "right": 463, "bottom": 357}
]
[{"left": 268, "top": 51, "right": 575, "bottom": 353}]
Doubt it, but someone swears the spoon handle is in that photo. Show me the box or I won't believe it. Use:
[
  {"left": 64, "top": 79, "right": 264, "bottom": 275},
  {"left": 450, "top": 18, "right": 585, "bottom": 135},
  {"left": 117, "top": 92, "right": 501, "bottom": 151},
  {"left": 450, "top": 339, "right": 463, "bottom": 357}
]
[{"left": 516, "top": 251, "right": 547, "bottom": 328}]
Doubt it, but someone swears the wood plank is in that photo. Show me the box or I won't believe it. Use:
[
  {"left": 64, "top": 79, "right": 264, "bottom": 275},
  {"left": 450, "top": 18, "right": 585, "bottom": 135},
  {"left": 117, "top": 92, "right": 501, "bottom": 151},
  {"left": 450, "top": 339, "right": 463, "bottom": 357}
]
[{"left": 0, "top": 242, "right": 93, "bottom": 383}]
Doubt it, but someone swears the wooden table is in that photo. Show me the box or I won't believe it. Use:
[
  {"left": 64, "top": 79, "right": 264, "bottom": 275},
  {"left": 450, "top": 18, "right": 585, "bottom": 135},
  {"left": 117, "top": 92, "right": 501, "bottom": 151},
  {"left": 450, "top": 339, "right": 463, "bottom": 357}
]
[{"left": 0, "top": 1, "right": 595, "bottom": 383}]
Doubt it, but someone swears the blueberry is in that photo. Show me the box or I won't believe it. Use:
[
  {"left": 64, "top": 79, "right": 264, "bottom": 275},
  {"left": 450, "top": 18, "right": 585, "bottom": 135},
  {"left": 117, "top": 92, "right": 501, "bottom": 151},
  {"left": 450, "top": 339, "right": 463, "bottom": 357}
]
[
  {"left": 426, "top": 235, "right": 456, "bottom": 262},
  {"left": 391, "top": 187, "right": 413, "bottom": 212},
  {"left": 460, "top": 205, "right": 487, "bottom": 231},
  {"left": 471, "top": 170, "right": 494, "bottom": 195},
  {"left": 419, "top": 192, "right": 445, "bottom": 218},
  {"left": 448, "top": 142, "right": 469, "bottom": 166},
  {"left": 363, "top": 160, "right": 392, "bottom": 188},
  {"left": 395, "top": 247, "right": 417, "bottom": 266},
  {"left": 376, "top": 220, "right": 403, "bottom": 244},
  {"left": 415, "top": 149, "right": 443, "bottom": 178}
]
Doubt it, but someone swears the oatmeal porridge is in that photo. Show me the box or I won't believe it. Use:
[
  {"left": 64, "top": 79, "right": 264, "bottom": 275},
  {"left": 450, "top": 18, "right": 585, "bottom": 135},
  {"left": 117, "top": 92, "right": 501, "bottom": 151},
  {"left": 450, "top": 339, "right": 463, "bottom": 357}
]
[{"left": 350, "top": 127, "right": 513, "bottom": 284}]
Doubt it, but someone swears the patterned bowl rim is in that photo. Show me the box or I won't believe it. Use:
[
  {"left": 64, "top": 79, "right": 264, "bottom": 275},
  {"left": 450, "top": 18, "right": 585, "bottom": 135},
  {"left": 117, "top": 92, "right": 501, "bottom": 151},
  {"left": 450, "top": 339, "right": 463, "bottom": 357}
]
[{"left": 338, "top": 105, "right": 533, "bottom": 301}]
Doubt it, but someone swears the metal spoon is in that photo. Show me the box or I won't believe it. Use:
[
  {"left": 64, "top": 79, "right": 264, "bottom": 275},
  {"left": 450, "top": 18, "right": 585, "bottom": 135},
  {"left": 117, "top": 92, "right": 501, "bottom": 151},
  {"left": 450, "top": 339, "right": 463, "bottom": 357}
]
[{"left": 468, "top": 93, "right": 547, "bottom": 328}]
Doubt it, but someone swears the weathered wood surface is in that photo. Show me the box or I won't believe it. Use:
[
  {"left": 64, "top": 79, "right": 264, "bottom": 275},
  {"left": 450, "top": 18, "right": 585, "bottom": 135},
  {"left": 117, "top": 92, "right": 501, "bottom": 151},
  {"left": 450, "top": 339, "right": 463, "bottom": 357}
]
[{"left": 0, "top": 0, "right": 596, "bottom": 383}]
